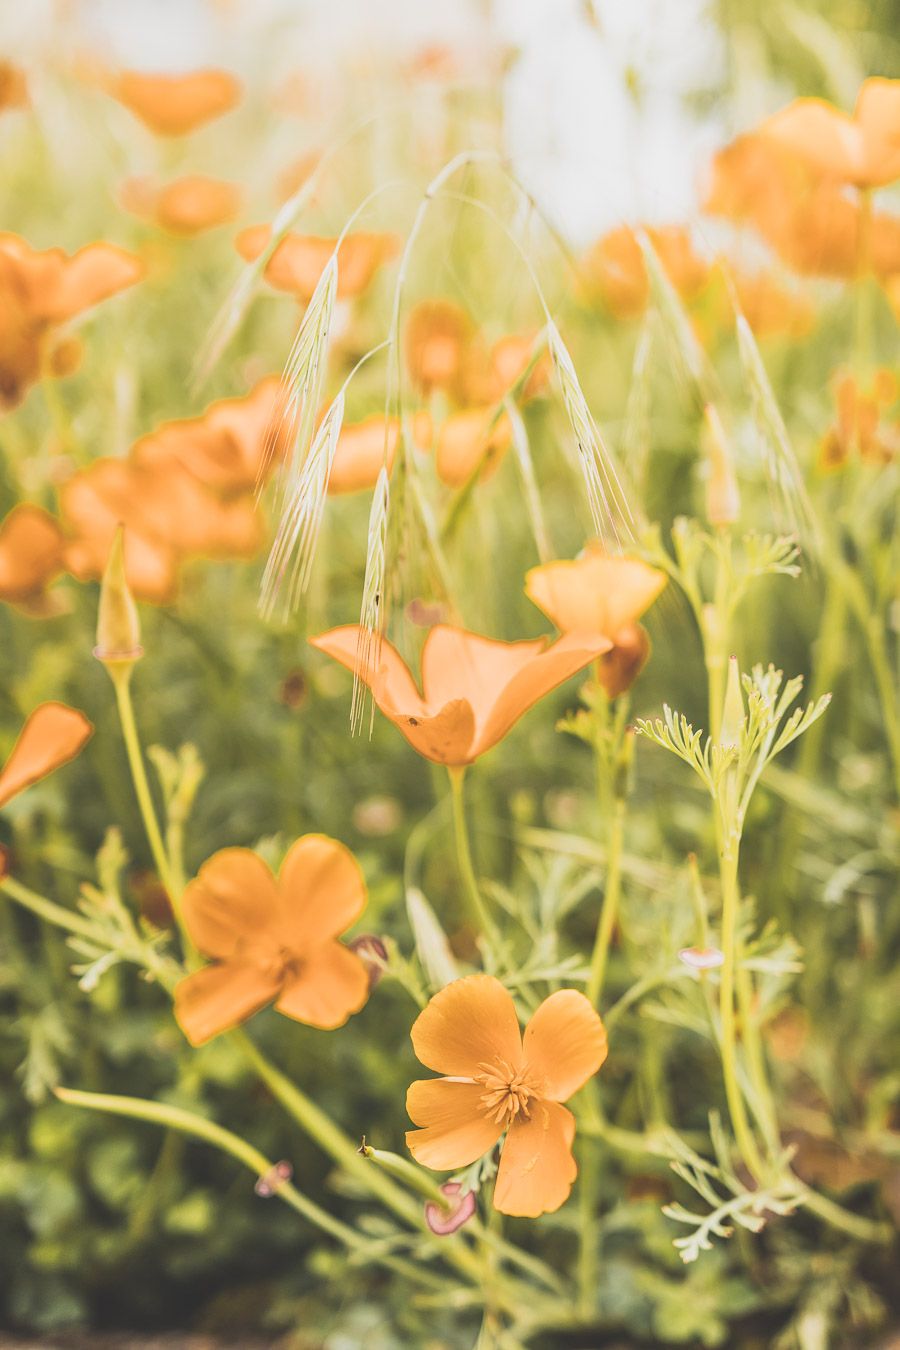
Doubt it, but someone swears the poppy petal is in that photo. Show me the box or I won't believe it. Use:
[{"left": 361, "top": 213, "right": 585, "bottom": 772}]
[
  {"left": 524, "top": 550, "right": 667, "bottom": 638},
  {"left": 309, "top": 625, "right": 427, "bottom": 718},
  {"left": 523, "top": 990, "right": 608, "bottom": 1103},
  {"left": 174, "top": 960, "right": 280, "bottom": 1046},
  {"left": 181, "top": 848, "right": 280, "bottom": 958},
  {"left": 0, "top": 703, "right": 93, "bottom": 808},
  {"left": 275, "top": 941, "right": 369, "bottom": 1029},
  {"left": 493, "top": 1101, "right": 577, "bottom": 1217},
  {"left": 410, "top": 974, "right": 523, "bottom": 1077},
  {"left": 475, "top": 631, "right": 612, "bottom": 758},
  {"left": 406, "top": 1078, "right": 503, "bottom": 1170},
  {"left": 278, "top": 833, "right": 367, "bottom": 946}
]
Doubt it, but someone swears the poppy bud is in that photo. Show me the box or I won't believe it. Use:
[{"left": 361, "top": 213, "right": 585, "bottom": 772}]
[
  {"left": 719, "top": 655, "right": 744, "bottom": 749},
  {"left": 425, "top": 1181, "right": 476, "bottom": 1236},
  {"left": 94, "top": 526, "right": 142, "bottom": 674},
  {"left": 347, "top": 934, "right": 389, "bottom": 989},
  {"left": 703, "top": 403, "right": 740, "bottom": 527}
]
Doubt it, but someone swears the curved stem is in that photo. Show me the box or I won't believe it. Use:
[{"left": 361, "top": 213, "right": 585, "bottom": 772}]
[{"left": 0, "top": 874, "right": 99, "bottom": 941}]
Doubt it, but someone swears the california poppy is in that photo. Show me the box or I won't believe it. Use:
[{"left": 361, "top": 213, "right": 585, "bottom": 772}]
[
  {"left": 404, "top": 299, "right": 472, "bottom": 396},
  {"left": 0, "top": 60, "right": 28, "bottom": 113},
  {"left": 0, "top": 702, "right": 93, "bottom": 809},
  {"left": 0, "top": 234, "right": 143, "bottom": 408},
  {"left": 710, "top": 264, "right": 815, "bottom": 341},
  {"left": 327, "top": 412, "right": 432, "bottom": 495},
  {"left": 310, "top": 623, "right": 612, "bottom": 766},
  {"left": 174, "top": 835, "right": 370, "bottom": 1046},
  {"left": 435, "top": 408, "right": 512, "bottom": 488},
  {"left": 120, "top": 175, "right": 242, "bottom": 237},
  {"left": 820, "top": 370, "right": 899, "bottom": 470},
  {"left": 0, "top": 505, "right": 66, "bottom": 615},
  {"left": 582, "top": 225, "right": 708, "bottom": 320},
  {"left": 106, "top": 68, "right": 241, "bottom": 136},
  {"left": 758, "top": 79, "right": 900, "bottom": 190},
  {"left": 235, "top": 227, "right": 399, "bottom": 303},
  {"left": 525, "top": 547, "right": 667, "bottom": 699},
  {"left": 406, "top": 975, "right": 608, "bottom": 1217}
]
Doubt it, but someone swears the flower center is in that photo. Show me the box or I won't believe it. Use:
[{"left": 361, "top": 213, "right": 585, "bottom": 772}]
[{"left": 474, "top": 1059, "right": 538, "bottom": 1126}]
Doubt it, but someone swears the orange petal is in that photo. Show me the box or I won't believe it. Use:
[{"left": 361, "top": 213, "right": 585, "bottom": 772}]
[
  {"left": 0, "top": 703, "right": 93, "bottom": 808},
  {"left": 596, "top": 624, "right": 651, "bottom": 700},
  {"left": 181, "top": 848, "right": 280, "bottom": 959},
  {"left": 759, "top": 98, "right": 864, "bottom": 186},
  {"left": 855, "top": 78, "right": 900, "bottom": 187},
  {"left": 109, "top": 68, "right": 241, "bottom": 137},
  {"left": 309, "top": 625, "right": 427, "bottom": 718},
  {"left": 475, "top": 631, "right": 612, "bottom": 759},
  {"left": 388, "top": 697, "right": 478, "bottom": 766},
  {"left": 493, "top": 1101, "right": 577, "bottom": 1217},
  {"left": 420, "top": 626, "right": 544, "bottom": 721},
  {"left": 277, "top": 833, "right": 367, "bottom": 947},
  {"left": 0, "top": 504, "right": 64, "bottom": 605},
  {"left": 524, "top": 550, "right": 667, "bottom": 637},
  {"left": 435, "top": 408, "right": 512, "bottom": 488},
  {"left": 40, "top": 242, "right": 144, "bottom": 324},
  {"left": 174, "top": 960, "right": 279, "bottom": 1046},
  {"left": 410, "top": 975, "right": 523, "bottom": 1077},
  {"left": 523, "top": 990, "right": 608, "bottom": 1102},
  {"left": 406, "top": 1078, "right": 502, "bottom": 1170},
  {"left": 328, "top": 416, "right": 400, "bottom": 495},
  {"left": 275, "top": 941, "right": 369, "bottom": 1029}
]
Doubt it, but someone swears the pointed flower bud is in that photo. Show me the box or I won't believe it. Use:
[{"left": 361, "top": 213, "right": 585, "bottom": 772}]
[
  {"left": 719, "top": 655, "right": 744, "bottom": 749},
  {"left": 94, "top": 526, "right": 142, "bottom": 673},
  {"left": 703, "top": 403, "right": 740, "bottom": 527}
]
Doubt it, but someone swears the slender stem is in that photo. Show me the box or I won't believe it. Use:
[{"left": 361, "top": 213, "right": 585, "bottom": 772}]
[
  {"left": 447, "top": 766, "right": 498, "bottom": 943},
  {"left": 734, "top": 955, "right": 780, "bottom": 1155},
  {"left": 839, "top": 564, "right": 900, "bottom": 802},
  {"left": 801, "top": 1184, "right": 893, "bottom": 1245},
  {"left": 0, "top": 874, "right": 99, "bottom": 941},
  {"left": 585, "top": 800, "right": 626, "bottom": 1009},
  {"left": 717, "top": 844, "right": 767, "bottom": 1182}
]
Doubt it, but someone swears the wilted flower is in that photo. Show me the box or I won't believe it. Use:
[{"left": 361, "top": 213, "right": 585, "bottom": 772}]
[
  {"left": 424, "top": 1181, "right": 477, "bottom": 1235},
  {"left": 174, "top": 835, "right": 370, "bottom": 1046},
  {"left": 525, "top": 546, "right": 667, "bottom": 698},
  {"left": 406, "top": 976, "right": 608, "bottom": 1217},
  {"left": 0, "top": 703, "right": 93, "bottom": 809},
  {"left": 310, "top": 623, "right": 612, "bottom": 766}
]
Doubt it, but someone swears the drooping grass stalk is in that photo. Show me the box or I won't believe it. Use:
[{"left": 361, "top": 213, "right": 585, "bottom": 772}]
[{"left": 447, "top": 766, "right": 499, "bottom": 945}]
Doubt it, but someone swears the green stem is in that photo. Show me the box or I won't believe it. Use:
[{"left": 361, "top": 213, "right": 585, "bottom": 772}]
[
  {"left": 801, "top": 1184, "right": 893, "bottom": 1245},
  {"left": 838, "top": 564, "right": 900, "bottom": 802},
  {"left": 447, "top": 766, "right": 498, "bottom": 943},
  {"left": 585, "top": 799, "right": 626, "bottom": 1009},
  {"left": 0, "top": 875, "right": 100, "bottom": 941}
]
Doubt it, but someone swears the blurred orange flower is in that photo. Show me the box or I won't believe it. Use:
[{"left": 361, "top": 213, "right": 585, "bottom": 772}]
[
  {"left": 0, "top": 234, "right": 143, "bottom": 409},
  {"left": 435, "top": 407, "right": 512, "bottom": 488},
  {"left": 0, "top": 505, "right": 66, "bottom": 615},
  {"left": 820, "top": 370, "right": 899, "bottom": 470},
  {"left": 174, "top": 836, "right": 369, "bottom": 1046},
  {"left": 0, "top": 60, "right": 28, "bottom": 112},
  {"left": 310, "top": 623, "right": 612, "bottom": 765},
  {"left": 106, "top": 68, "right": 241, "bottom": 136},
  {"left": 0, "top": 702, "right": 93, "bottom": 810},
  {"left": 404, "top": 299, "right": 472, "bottom": 396},
  {"left": 582, "top": 225, "right": 708, "bottom": 320},
  {"left": 120, "top": 175, "right": 242, "bottom": 236},
  {"left": 758, "top": 79, "right": 900, "bottom": 190},
  {"left": 327, "top": 411, "right": 432, "bottom": 495},
  {"left": 406, "top": 975, "right": 608, "bottom": 1217},
  {"left": 525, "top": 546, "right": 667, "bottom": 698},
  {"left": 235, "top": 226, "right": 399, "bottom": 303}
]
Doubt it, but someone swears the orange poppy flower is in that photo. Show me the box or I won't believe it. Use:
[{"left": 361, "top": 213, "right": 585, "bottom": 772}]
[
  {"left": 61, "top": 457, "right": 264, "bottom": 602},
  {"left": 131, "top": 376, "right": 288, "bottom": 494},
  {"left": 404, "top": 299, "right": 472, "bottom": 396},
  {"left": 106, "top": 68, "right": 241, "bottom": 136},
  {"left": 173, "top": 835, "right": 370, "bottom": 1046},
  {"left": 582, "top": 225, "right": 709, "bottom": 320},
  {"left": 120, "top": 175, "right": 242, "bottom": 236},
  {"left": 698, "top": 262, "right": 815, "bottom": 343},
  {"left": 310, "top": 623, "right": 612, "bottom": 766},
  {"left": 435, "top": 408, "right": 512, "bottom": 488},
  {"left": 235, "top": 226, "right": 400, "bottom": 303},
  {"left": 0, "top": 234, "right": 143, "bottom": 409},
  {"left": 406, "top": 975, "right": 608, "bottom": 1217},
  {"left": 820, "top": 370, "right": 899, "bottom": 470},
  {"left": 486, "top": 331, "right": 550, "bottom": 404},
  {"left": 525, "top": 546, "right": 667, "bottom": 699},
  {"left": 0, "top": 505, "right": 66, "bottom": 615},
  {"left": 327, "top": 411, "right": 432, "bottom": 495},
  {"left": 758, "top": 79, "right": 900, "bottom": 190},
  {"left": 0, "top": 61, "right": 28, "bottom": 112},
  {"left": 0, "top": 702, "right": 93, "bottom": 810}
]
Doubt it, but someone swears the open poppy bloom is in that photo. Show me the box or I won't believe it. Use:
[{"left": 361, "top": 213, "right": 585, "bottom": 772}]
[
  {"left": 406, "top": 975, "right": 608, "bottom": 1217},
  {"left": 106, "top": 68, "right": 241, "bottom": 136},
  {"left": 525, "top": 546, "right": 667, "bottom": 698},
  {"left": 0, "top": 702, "right": 93, "bottom": 810},
  {"left": 435, "top": 408, "right": 512, "bottom": 488},
  {"left": 310, "top": 623, "right": 612, "bottom": 766},
  {"left": 120, "top": 175, "right": 242, "bottom": 237},
  {"left": 327, "top": 411, "right": 432, "bottom": 495},
  {"left": 235, "top": 226, "right": 400, "bottom": 303},
  {"left": 582, "top": 225, "right": 708, "bottom": 320},
  {"left": 758, "top": 79, "right": 900, "bottom": 190},
  {"left": 0, "top": 505, "right": 66, "bottom": 615},
  {"left": 405, "top": 298, "right": 472, "bottom": 396},
  {"left": 0, "top": 234, "right": 143, "bottom": 409},
  {"left": 173, "top": 835, "right": 370, "bottom": 1046},
  {"left": 820, "top": 370, "right": 899, "bottom": 470}
]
